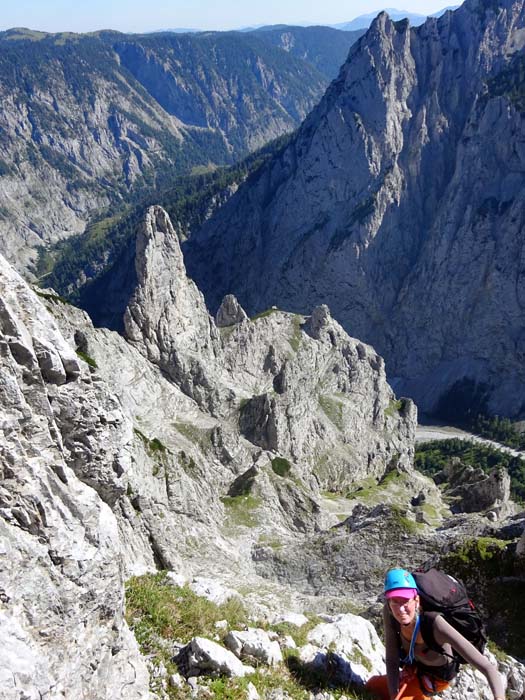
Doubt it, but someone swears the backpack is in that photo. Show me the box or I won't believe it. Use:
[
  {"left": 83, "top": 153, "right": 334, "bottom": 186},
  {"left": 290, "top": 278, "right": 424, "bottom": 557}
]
[{"left": 413, "top": 568, "right": 487, "bottom": 664}]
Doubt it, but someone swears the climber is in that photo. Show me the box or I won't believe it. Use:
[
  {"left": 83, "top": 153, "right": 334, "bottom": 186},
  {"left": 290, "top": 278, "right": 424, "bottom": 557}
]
[{"left": 365, "top": 568, "right": 505, "bottom": 700}]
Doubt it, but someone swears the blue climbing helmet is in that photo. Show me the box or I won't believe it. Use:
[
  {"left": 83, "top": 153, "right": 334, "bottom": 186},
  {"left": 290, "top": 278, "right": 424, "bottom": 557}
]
[{"left": 384, "top": 568, "right": 418, "bottom": 599}]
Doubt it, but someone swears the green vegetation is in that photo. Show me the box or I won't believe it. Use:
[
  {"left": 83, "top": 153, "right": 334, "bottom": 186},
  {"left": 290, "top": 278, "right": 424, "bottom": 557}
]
[
  {"left": 257, "top": 534, "right": 284, "bottom": 551},
  {"left": 220, "top": 494, "right": 262, "bottom": 528},
  {"left": 134, "top": 428, "right": 167, "bottom": 456},
  {"left": 35, "top": 289, "right": 68, "bottom": 304},
  {"left": 384, "top": 399, "right": 404, "bottom": 418},
  {"left": 487, "top": 53, "right": 525, "bottom": 111},
  {"left": 178, "top": 450, "right": 198, "bottom": 475},
  {"left": 330, "top": 195, "right": 377, "bottom": 249},
  {"left": 435, "top": 377, "right": 525, "bottom": 451},
  {"left": 441, "top": 537, "right": 508, "bottom": 578},
  {"left": 37, "top": 130, "right": 293, "bottom": 302},
  {"left": 439, "top": 537, "right": 525, "bottom": 659},
  {"left": 251, "top": 307, "right": 280, "bottom": 321},
  {"left": 75, "top": 349, "right": 98, "bottom": 369},
  {"left": 319, "top": 395, "right": 344, "bottom": 431},
  {"left": 289, "top": 315, "right": 304, "bottom": 353},
  {"left": 126, "top": 572, "right": 248, "bottom": 644},
  {"left": 389, "top": 505, "right": 419, "bottom": 535},
  {"left": 435, "top": 378, "right": 490, "bottom": 425},
  {"left": 125, "top": 572, "right": 378, "bottom": 700},
  {"left": 174, "top": 421, "right": 212, "bottom": 452},
  {"left": 415, "top": 439, "right": 525, "bottom": 502},
  {"left": 271, "top": 457, "right": 292, "bottom": 478}
]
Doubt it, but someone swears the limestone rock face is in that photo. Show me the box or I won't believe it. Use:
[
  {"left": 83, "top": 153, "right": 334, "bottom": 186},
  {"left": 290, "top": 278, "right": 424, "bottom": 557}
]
[
  {"left": 0, "top": 257, "right": 150, "bottom": 699},
  {"left": 216, "top": 295, "right": 249, "bottom": 328},
  {"left": 224, "top": 628, "right": 283, "bottom": 666},
  {"left": 124, "top": 205, "right": 223, "bottom": 413},
  {"left": 185, "top": 0, "right": 525, "bottom": 416},
  {"left": 2, "top": 250, "right": 523, "bottom": 698},
  {"left": 234, "top": 305, "right": 417, "bottom": 490},
  {"left": 121, "top": 207, "right": 416, "bottom": 492},
  {"left": 442, "top": 460, "right": 513, "bottom": 514},
  {"left": 179, "top": 637, "right": 250, "bottom": 678},
  {"left": 299, "top": 613, "right": 386, "bottom": 685}
]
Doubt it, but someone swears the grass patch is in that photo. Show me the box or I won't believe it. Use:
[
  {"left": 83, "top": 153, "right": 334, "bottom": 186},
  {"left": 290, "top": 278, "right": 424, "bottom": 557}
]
[
  {"left": 126, "top": 573, "right": 247, "bottom": 645},
  {"left": 134, "top": 428, "right": 167, "bottom": 468},
  {"left": 438, "top": 538, "right": 525, "bottom": 659},
  {"left": 125, "top": 572, "right": 248, "bottom": 696},
  {"left": 257, "top": 535, "right": 283, "bottom": 551},
  {"left": 126, "top": 574, "right": 376, "bottom": 700},
  {"left": 221, "top": 494, "right": 262, "bottom": 528},
  {"left": 271, "top": 457, "right": 292, "bottom": 478},
  {"left": 346, "top": 470, "right": 407, "bottom": 503},
  {"left": 289, "top": 316, "right": 304, "bottom": 353},
  {"left": 384, "top": 399, "right": 403, "bottom": 418},
  {"left": 321, "top": 491, "right": 341, "bottom": 500},
  {"left": 390, "top": 505, "right": 419, "bottom": 534},
  {"left": 319, "top": 395, "right": 344, "bottom": 431},
  {"left": 35, "top": 289, "right": 69, "bottom": 304},
  {"left": 174, "top": 421, "right": 212, "bottom": 451},
  {"left": 76, "top": 349, "right": 98, "bottom": 368},
  {"left": 251, "top": 307, "right": 279, "bottom": 321}
]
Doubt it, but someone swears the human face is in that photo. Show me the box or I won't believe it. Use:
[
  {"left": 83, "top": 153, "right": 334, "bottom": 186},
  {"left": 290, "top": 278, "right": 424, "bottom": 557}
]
[{"left": 388, "top": 595, "right": 419, "bottom": 626}]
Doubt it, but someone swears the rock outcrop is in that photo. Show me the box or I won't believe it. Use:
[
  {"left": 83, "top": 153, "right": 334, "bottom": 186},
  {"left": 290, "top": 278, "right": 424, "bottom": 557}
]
[
  {"left": 123, "top": 205, "right": 223, "bottom": 413},
  {"left": 2, "top": 238, "right": 524, "bottom": 698},
  {"left": 185, "top": 0, "right": 525, "bottom": 417},
  {"left": 440, "top": 460, "right": 513, "bottom": 514},
  {"left": 0, "top": 257, "right": 150, "bottom": 699},
  {"left": 121, "top": 206, "right": 417, "bottom": 491}
]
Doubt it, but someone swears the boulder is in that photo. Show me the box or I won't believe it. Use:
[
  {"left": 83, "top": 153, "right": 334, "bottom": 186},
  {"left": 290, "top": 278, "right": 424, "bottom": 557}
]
[
  {"left": 183, "top": 637, "right": 251, "bottom": 678},
  {"left": 224, "top": 628, "right": 283, "bottom": 666},
  {"left": 299, "top": 613, "right": 386, "bottom": 684},
  {"left": 190, "top": 578, "right": 240, "bottom": 605}
]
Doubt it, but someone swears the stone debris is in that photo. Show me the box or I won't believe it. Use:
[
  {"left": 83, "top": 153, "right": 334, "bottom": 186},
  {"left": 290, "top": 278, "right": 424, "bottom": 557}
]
[
  {"left": 224, "top": 628, "right": 283, "bottom": 666},
  {"left": 271, "top": 612, "right": 309, "bottom": 627},
  {"left": 190, "top": 578, "right": 240, "bottom": 606},
  {"left": 183, "top": 637, "right": 252, "bottom": 678}
]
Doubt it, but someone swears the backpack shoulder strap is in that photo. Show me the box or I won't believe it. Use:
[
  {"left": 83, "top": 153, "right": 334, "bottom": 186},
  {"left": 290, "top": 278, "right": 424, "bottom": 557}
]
[{"left": 419, "top": 611, "right": 442, "bottom": 652}]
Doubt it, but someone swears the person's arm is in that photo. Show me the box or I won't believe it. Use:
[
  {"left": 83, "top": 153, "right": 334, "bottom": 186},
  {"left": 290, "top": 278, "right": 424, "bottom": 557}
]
[
  {"left": 432, "top": 616, "right": 505, "bottom": 700},
  {"left": 382, "top": 604, "right": 401, "bottom": 700}
]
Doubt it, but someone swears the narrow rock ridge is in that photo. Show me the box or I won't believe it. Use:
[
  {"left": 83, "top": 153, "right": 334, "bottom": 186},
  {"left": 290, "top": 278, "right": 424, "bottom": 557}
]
[
  {"left": 124, "top": 205, "right": 223, "bottom": 413},
  {"left": 121, "top": 206, "right": 417, "bottom": 488}
]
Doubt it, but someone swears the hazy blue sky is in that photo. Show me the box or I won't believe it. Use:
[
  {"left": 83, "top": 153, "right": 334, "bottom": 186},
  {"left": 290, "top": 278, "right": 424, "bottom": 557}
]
[{"left": 0, "top": 1, "right": 459, "bottom": 33}]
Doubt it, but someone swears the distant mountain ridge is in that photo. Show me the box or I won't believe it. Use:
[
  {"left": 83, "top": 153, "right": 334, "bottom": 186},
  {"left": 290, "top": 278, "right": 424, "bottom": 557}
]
[
  {"left": 332, "top": 6, "right": 459, "bottom": 30},
  {"left": 0, "top": 27, "right": 357, "bottom": 275}
]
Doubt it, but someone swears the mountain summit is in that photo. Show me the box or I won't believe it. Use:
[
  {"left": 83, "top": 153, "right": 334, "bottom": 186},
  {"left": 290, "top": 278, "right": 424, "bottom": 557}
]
[{"left": 185, "top": 0, "right": 525, "bottom": 417}]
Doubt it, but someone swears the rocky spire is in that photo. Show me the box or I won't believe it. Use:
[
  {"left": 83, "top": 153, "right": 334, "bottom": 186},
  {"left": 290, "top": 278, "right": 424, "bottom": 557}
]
[{"left": 123, "top": 205, "right": 223, "bottom": 412}]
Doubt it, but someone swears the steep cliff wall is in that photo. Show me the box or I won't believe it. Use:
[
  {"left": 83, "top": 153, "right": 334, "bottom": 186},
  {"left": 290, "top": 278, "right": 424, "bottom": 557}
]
[{"left": 185, "top": 0, "right": 525, "bottom": 416}]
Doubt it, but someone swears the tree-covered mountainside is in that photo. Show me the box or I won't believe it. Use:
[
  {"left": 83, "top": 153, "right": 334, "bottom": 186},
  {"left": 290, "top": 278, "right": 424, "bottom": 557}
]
[
  {"left": 415, "top": 438, "right": 525, "bottom": 503},
  {"left": 0, "top": 26, "right": 358, "bottom": 275},
  {"left": 37, "top": 133, "right": 293, "bottom": 321},
  {"left": 247, "top": 26, "right": 366, "bottom": 80}
]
